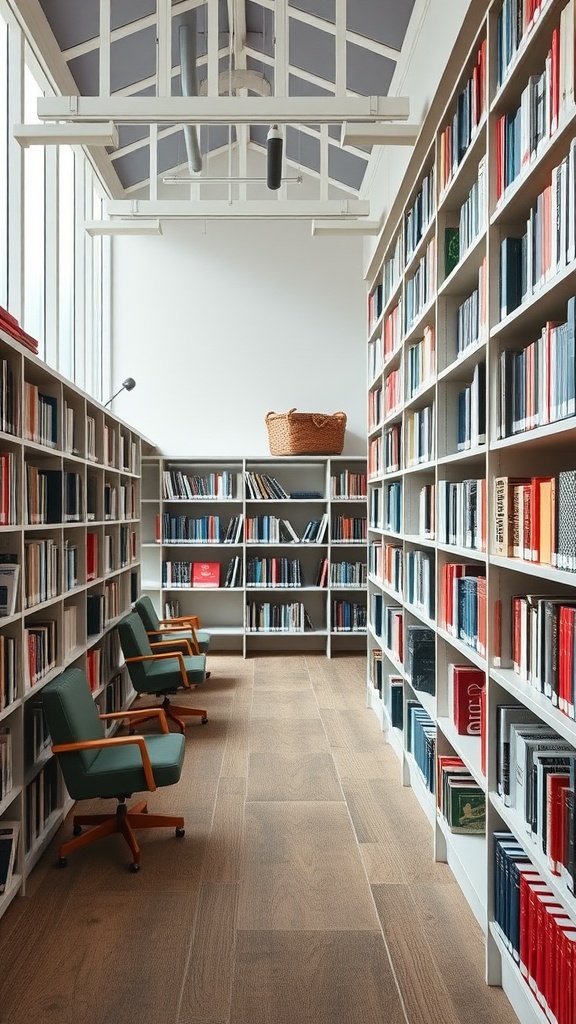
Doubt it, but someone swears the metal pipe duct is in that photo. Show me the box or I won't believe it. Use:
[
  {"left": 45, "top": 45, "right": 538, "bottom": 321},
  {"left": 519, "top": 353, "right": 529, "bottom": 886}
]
[{"left": 178, "top": 23, "right": 202, "bottom": 173}]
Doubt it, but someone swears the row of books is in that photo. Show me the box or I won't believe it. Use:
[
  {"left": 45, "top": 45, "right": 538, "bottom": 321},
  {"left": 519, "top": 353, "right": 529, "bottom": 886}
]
[
  {"left": 23, "top": 383, "right": 57, "bottom": 448},
  {"left": 440, "top": 563, "right": 487, "bottom": 656},
  {"left": 404, "top": 164, "right": 435, "bottom": 263},
  {"left": 405, "top": 549, "right": 435, "bottom": 618},
  {"left": 368, "top": 385, "right": 382, "bottom": 431},
  {"left": 493, "top": 470, "right": 576, "bottom": 568},
  {"left": 85, "top": 629, "right": 122, "bottom": 694},
  {"left": 407, "top": 701, "right": 435, "bottom": 793},
  {"left": 23, "top": 540, "right": 58, "bottom": 609},
  {"left": 494, "top": 831, "right": 576, "bottom": 1024},
  {"left": 87, "top": 582, "right": 119, "bottom": 636},
  {"left": 405, "top": 403, "right": 434, "bottom": 466},
  {"left": 331, "top": 600, "right": 367, "bottom": 632},
  {"left": 456, "top": 259, "right": 487, "bottom": 357},
  {"left": 496, "top": 0, "right": 552, "bottom": 86},
  {"left": 247, "top": 557, "right": 302, "bottom": 588},
  {"left": 370, "top": 541, "right": 402, "bottom": 594},
  {"left": 25, "top": 759, "right": 58, "bottom": 855},
  {"left": 0, "top": 728, "right": 12, "bottom": 802},
  {"left": 510, "top": 595, "right": 576, "bottom": 720},
  {"left": 330, "top": 470, "right": 367, "bottom": 499},
  {"left": 383, "top": 367, "right": 401, "bottom": 420},
  {"left": 161, "top": 560, "right": 222, "bottom": 588},
  {"left": 456, "top": 361, "right": 486, "bottom": 451},
  {"left": 23, "top": 622, "right": 57, "bottom": 690},
  {"left": 158, "top": 513, "right": 244, "bottom": 544},
  {"left": 437, "top": 755, "right": 485, "bottom": 834},
  {"left": 404, "top": 237, "right": 436, "bottom": 334},
  {"left": 25, "top": 701, "right": 50, "bottom": 765},
  {"left": 497, "top": 300, "right": 576, "bottom": 438},
  {"left": 245, "top": 600, "right": 313, "bottom": 633},
  {"left": 25, "top": 468, "right": 82, "bottom": 525},
  {"left": 384, "top": 481, "right": 402, "bottom": 533},
  {"left": 0, "top": 357, "right": 17, "bottom": 436},
  {"left": 384, "top": 423, "right": 401, "bottom": 474},
  {"left": 331, "top": 515, "right": 367, "bottom": 543},
  {"left": 163, "top": 468, "right": 240, "bottom": 500},
  {"left": 438, "top": 477, "right": 487, "bottom": 552},
  {"left": 0, "top": 636, "right": 17, "bottom": 710},
  {"left": 406, "top": 325, "right": 435, "bottom": 399},
  {"left": 438, "top": 41, "right": 486, "bottom": 192},
  {"left": 370, "top": 596, "right": 403, "bottom": 663},
  {"left": 244, "top": 472, "right": 289, "bottom": 500},
  {"left": 445, "top": 158, "right": 488, "bottom": 280},
  {"left": 383, "top": 299, "right": 403, "bottom": 364},
  {"left": 0, "top": 452, "right": 16, "bottom": 525}
]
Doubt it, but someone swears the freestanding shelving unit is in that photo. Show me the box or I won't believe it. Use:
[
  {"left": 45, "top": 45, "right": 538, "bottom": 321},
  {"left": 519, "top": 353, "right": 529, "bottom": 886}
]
[
  {"left": 141, "top": 453, "right": 367, "bottom": 658},
  {"left": 0, "top": 325, "right": 143, "bottom": 921},
  {"left": 366, "top": 0, "right": 576, "bottom": 1020}
]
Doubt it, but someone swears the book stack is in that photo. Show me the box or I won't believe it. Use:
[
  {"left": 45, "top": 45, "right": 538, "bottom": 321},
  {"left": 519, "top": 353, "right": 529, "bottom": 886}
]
[
  {"left": 331, "top": 600, "right": 366, "bottom": 632},
  {"left": 437, "top": 755, "right": 485, "bottom": 833},
  {"left": 330, "top": 560, "right": 367, "bottom": 588},
  {"left": 440, "top": 563, "right": 486, "bottom": 655},
  {"left": 406, "top": 701, "right": 435, "bottom": 793},
  {"left": 439, "top": 40, "right": 486, "bottom": 191},
  {"left": 406, "top": 325, "right": 435, "bottom": 398},
  {"left": 438, "top": 477, "right": 486, "bottom": 550}
]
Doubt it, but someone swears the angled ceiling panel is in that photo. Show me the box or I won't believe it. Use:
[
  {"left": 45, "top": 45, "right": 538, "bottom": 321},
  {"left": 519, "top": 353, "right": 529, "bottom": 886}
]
[
  {"left": 116, "top": 124, "right": 151, "bottom": 150},
  {"left": 110, "top": 26, "right": 157, "bottom": 93},
  {"left": 347, "top": 0, "right": 417, "bottom": 51},
  {"left": 39, "top": 0, "right": 99, "bottom": 51},
  {"left": 328, "top": 145, "right": 367, "bottom": 190},
  {"left": 246, "top": 1, "right": 275, "bottom": 59},
  {"left": 111, "top": 0, "right": 156, "bottom": 33},
  {"left": 113, "top": 146, "right": 150, "bottom": 190},
  {"left": 289, "top": 18, "right": 334, "bottom": 82},
  {"left": 67, "top": 50, "right": 100, "bottom": 96},
  {"left": 346, "top": 41, "right": 395, "bottom": 96},
  {"left": 288, "top": 73, "right": 333, "bottom": 98},
  {"left": 285, "top": 125, "right": 320, "bottom": 175},
  {"left": 246, "top": 56, "right": 275, "bottom": 94},
  {"left": 289, "top": 0, "right": 335, "bottom": 24}
]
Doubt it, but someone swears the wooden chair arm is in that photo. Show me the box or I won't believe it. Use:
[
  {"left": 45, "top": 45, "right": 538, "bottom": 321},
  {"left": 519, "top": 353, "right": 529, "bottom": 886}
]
[
  {"left": 162, "top": 615, "right": 201, "bottom": 628},
  {"left": 52, "top": 735, "right": 157, "bottom": 790},
  {"left": 149, "top": 637, "right": 193, "bottom": 655},
  {"left": 98, "top": 708, "right": 170, "bottom": 734},
  {"left": 125, "top": 651, "right": 189, "bottom": 688}
]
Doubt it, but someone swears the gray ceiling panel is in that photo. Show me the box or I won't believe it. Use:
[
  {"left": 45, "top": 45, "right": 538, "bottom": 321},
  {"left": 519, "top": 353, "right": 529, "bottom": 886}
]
[
  {"left": 39, "top": 0, "right": 99, "bottom": 51},
  {"left": 110, "top": 25, "right": 156, "bottom": 93},
  {"left": 286, "top": 126, "right": 320, "bottom": 174},
  {"left": 250, "top": 125, "right": 268, "bottom": 148},
  {"left": 346, "top": 41, "right": 395, "bottom": 96},
  {"left": 67, "top": 50, "right": 100, "bottom": 97},
  {"left": 200, "top": 124, "right": 237, "bottom": 152},
  {"left": 289, "top": 18, "right": 334, "bottom": 82},
  {"left": 116, "top": 125, "right": 150, "bottom": 150},
  {"left": 246, "top": 1, "right": 275, "bottom": 58},
  {"left": 328, "top": 145, "right": 367, "bottom": 190},
  {"left": 246, "top": 56, "right": 275, "bottom": 94},
  {"left": 288, "top": 73, "right": 332, "bottom": 98},
  {"left": 111, "top": 0, "right": 155, "bottom": 33},
  {"left": 347, "top": 0, "right": 416, "bottom": 52},
  {"left": 289, "top": 0, "right": 335, "bottom": 25},
  {"left": 113, "top": 146, "right": 150, "bottom": 190}
]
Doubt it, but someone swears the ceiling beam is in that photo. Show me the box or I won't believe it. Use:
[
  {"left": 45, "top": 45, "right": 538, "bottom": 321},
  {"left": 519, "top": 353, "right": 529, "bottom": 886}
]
[
  {"left": 340, "top": 123, "right": 421, "bottom": 147},
  {"left": 13, "top": 122, "right": 119, "bottom": 148},
  {"left": 85, "top": 219, "right": 163, "bottom": 235},
  {"left": 311, "top": 219, "right": 381, "bottom": 236},
  {"left": 105, "top": 198, "right": 370, "bottom": 219},
  {"left": 38, "top": 95, "right": 410, "bottom": 125},
  {"left": 257, "top": 0, "right": 402, "bottom": 61}
]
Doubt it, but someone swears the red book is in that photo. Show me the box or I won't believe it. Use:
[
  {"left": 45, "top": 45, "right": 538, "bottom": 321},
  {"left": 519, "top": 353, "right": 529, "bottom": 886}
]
[
  {"left": 479, "top": 683, "right": 486, "bottom": 777},
  {"left": 192, "top": 561, "right": 220, "bottom": 588},
  {"left": 449, "top": 664, "right": 485, "bottom": 735},
  {"left": 547, "top": 773, "right": 571, "bottom": 875},
  {"left": 86, "top": 533, "right": 98, "bottom": 582},
  {"left": 519, "top": 871, "right": 547, "bottom": 980},
  {"left": 0, "top": 304, "right": 39, "bottom": 354}
]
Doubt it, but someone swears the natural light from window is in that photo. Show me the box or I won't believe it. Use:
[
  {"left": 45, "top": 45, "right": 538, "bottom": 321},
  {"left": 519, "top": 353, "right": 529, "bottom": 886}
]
[
  {"left": 23, "top": 64, "right": 45, "bottom": 353},
  {"left": 0, "top": 14, "right": 8, "bottom": 308}
]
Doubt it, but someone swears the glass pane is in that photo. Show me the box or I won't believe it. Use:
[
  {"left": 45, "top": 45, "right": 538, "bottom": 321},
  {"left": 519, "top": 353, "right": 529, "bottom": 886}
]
[
  {"left": 58, "top": 146, "right": 75, "bottom": 379},
  {"left": 22, "top": 65, "right": 45, "bottom": 352}
]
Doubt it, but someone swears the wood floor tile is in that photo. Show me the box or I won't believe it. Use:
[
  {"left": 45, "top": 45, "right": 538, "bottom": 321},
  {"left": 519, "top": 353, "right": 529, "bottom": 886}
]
[
  {"left": 330, "top": 742, "right": 400, "bottom": 783},
  {"left": 371, "top": 883, "right": 463, "bottom": 1024},
  {"left": 237, "top": 801, "right": 380, "bottom": 930},
  {"left": 0, "top": 891, "right": 198, "bottom": 1024},
  {"left": 249, "top": 689, "right": 320, "bottom": 719},
  {"left": 246, "top": 751, "right": 343, "bottom": 802},
  {"left": 320, "top": 707, "right": 389, "bottom": 752},
  {"left": 229, "top": 930, "right": 407, "bottom": 1024},
  {"left": 177, "top": 882, "right": 238, "bottom": 1024},
  {"left": 200, "top": 780, "right": 247, "bottom": 883},
  {"left": 248, "top": 717, "right": 329, "bottom": 754}
]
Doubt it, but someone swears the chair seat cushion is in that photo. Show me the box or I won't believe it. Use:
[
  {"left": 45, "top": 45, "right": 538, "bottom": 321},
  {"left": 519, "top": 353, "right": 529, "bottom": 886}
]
[
  {"left": 145, "top": 653, "right": 206, "bottom": 691},
  {"left": 82, "top": 732, "right": 185, "bottom": 799}
]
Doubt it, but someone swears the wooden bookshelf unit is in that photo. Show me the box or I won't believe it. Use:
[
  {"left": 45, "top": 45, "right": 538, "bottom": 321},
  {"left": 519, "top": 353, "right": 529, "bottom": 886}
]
[
  {"left": 141, "top": 454, "right": 367, "bottom": 658},
  {"left": 366, "top": 0, "right": 576, "bottom": 1020},
  {"left": 0, "top": 327, "right": 143, "bottom": 920}
]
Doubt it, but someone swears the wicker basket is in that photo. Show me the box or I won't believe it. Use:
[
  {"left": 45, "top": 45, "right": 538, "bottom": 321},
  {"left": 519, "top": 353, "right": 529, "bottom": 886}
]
[{"left": 265, "top": 408, "right": 347, "bottom": 456}]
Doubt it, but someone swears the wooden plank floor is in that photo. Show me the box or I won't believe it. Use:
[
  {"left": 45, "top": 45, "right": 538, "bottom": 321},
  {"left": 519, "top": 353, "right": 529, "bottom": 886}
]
[{"left": 0, "top": 654, "right": 519, "bottom": 1024}]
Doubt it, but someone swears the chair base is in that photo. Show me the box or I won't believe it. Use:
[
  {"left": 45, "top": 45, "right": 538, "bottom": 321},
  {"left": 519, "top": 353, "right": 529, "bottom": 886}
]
[
  {"left": 59, "top": 799, "right": 185, "bottom": 869},
  {"left": 134, "top": 696, "right": 209, "bottom": 734}
]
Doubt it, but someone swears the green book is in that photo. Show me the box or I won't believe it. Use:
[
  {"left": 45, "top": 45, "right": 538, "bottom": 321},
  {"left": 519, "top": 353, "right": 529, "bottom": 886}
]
[
  {"left": 446, "top": 782, "right": 486, "bottom": 833},
  {"left": 445, "top": 227, "right": 460, "bottom": 277}
]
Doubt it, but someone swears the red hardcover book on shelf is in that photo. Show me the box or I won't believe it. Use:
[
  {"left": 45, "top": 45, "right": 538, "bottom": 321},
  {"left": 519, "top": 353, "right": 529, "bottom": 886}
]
[
  {"left": 192, "top": 561, "right": 220, "bottom": 588},
  {"left": 86, "top": 533, "right": 98, "bottom": 582},
  {"left": 449, "top": 664, "right": 485, "bottom": 735},
  {"left": 519, "top": 871, "right": 547, "bottom": 981},
  {"left": 0, "top": 304, "right": 39, "bottom": 354},
  {"left": 479, "top": 683, "right": 486, "bottom": 776},
  {"left": 547, "top": 773, "right": 571, "bottom": 875}
]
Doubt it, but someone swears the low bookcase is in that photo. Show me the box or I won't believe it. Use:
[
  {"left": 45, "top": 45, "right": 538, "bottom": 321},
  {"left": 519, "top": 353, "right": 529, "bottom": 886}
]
[{"left": 141, "top": 453, "right": 367, "bottom": 658}]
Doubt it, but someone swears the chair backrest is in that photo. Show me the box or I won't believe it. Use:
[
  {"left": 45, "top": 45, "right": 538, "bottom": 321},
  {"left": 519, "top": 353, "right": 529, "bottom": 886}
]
[
  {"left": 41, "top": 667, "right": 105, "bottom": 797},
  {"left": 134, "top": 596, "right": 161, "bottom": 634},
  {"left": 117, "top": 612, "right": 155, "bottom": 693}
]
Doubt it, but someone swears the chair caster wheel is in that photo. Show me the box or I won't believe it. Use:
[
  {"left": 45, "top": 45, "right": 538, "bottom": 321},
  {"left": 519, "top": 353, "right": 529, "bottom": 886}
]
[
  {"left": 129, "top": 862, "right": 141, "bottom": 873},
  {"left": 201, "top": 716, "right": 208, "bottom": 724},
  {"left": 58, "top": 857, "right": 68, "bottom": 868},
  {"left": 73, "top": 825, "right": 82, "bottom": 836},
  {"left": 176, "top": 827, "right": 185, "bottom": 838}
]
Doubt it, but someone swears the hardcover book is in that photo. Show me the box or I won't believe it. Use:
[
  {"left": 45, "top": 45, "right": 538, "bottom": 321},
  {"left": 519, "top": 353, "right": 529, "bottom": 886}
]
[{"left": 192, "top": 562, "right": 220, "bottom": 588}]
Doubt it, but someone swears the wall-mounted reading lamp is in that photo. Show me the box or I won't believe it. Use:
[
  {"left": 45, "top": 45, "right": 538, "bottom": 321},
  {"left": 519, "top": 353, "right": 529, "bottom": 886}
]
[{"left": 104, "top": 377, "right": 136, "bottom": 407}]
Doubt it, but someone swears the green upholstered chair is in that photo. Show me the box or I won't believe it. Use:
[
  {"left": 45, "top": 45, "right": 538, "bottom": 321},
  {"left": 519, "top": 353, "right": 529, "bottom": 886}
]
[
  {"left": 41, "top": 667, "right": 186, "bottom": 872},
  {"left": 117, "top": 612, "right": 208, "bottom": 733},
  {"left": 134, "top": 595, "right": 212, "bottom": 655}
]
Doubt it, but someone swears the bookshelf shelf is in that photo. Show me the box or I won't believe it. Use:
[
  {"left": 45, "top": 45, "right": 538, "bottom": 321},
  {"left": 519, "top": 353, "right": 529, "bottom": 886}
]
[
  {"left": 0, "top": 326, "right": 145, "bottom": 920},
  {"left": 366, "top": 1, "right": 576, "bottom": 1018},
  {"left": 143, "top": 454, "right": 367, "bottom": 657}
]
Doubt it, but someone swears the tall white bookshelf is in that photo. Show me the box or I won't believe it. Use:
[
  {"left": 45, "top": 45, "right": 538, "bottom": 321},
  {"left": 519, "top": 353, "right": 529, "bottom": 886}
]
[
  {"left": 141, "top": 453, "right": 367, "bottom": 658},
  {"left": 366, "top": 0, "right": 576, "bottom": 1020},
  {"left": 0, "top": 326, "right": 143, "bottom": 920}
]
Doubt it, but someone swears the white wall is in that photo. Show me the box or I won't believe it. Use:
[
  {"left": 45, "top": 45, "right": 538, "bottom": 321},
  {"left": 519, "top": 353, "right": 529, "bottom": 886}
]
[{"left": 111, "top": 217, "right": 366, "bottom": 456}]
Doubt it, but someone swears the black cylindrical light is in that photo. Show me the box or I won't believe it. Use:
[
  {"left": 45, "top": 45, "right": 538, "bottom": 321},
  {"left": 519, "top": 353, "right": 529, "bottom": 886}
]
[{"left": 266, "top": 125, "right": 283, "bottom": 190}]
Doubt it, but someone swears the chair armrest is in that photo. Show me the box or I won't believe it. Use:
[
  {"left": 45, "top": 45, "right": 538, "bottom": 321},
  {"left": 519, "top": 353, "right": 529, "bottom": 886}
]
[
  {"left": 98, "top": 708, "right": 170, "bottom": 734},
  {"left": 125, "top": 651, "right": 190, "bottom": 688},
  {"left": 52, "top": 735, "right": 157, "bottom": 790},
  {"left": 149, "top": 637, "right": 193, "bottom": 655},
  {"left": 162, "top": 615, "right": 201, "bottom": 628}
]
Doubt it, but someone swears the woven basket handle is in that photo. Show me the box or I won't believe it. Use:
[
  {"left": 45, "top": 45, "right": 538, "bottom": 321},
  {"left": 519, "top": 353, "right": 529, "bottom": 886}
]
[{"left": 311, "top": 411, "right": 346, "bottom": 429}]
